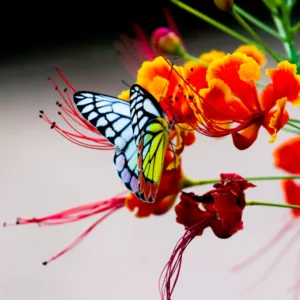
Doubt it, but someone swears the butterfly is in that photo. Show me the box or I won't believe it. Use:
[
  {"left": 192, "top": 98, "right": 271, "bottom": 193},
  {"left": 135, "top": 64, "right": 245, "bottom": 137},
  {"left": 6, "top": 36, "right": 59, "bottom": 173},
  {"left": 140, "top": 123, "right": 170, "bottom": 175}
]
[{"left": 73, "top": 84, "right": 171, "bottom": 203}]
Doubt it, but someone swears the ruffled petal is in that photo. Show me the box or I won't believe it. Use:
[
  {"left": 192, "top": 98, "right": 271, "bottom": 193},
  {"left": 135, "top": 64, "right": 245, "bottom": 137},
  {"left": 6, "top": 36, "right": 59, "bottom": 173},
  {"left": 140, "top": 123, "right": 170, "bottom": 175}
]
[
  {"left": 207, "top": 53, "right": 261, "bottom": 113},
  {"left": 266, "top": 61, "right": 300, "bottom": 105},
  {"left": 234, "top": 44, "right": 266, "bottom": 67},
  {"left": 263, "top": 97, "right": 289, "bottom": 143}
]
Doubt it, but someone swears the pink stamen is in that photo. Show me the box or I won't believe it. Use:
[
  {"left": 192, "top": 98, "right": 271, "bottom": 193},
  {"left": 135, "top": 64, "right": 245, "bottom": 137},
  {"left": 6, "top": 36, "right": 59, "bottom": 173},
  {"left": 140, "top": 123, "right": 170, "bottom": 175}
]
[
  {"left": 292, "top": 246, "right": 300, "bottom": 300},
  {"left": 114, "top": 23, "right": 156, "bottom": 77},
  {"left": 42, "top": 205, "right": 122, "bottom": 265},
  {"left": 4, "top": 195, "right": 126, "bottom": 264},
  {"left": 241, "top": 228, "right": 300, "bottom": 294},
  {"left": 40, "top": 71, "right": 114, "bottom": 150},
  {"left": 159, "top": 217, "right": 213, "bottom": 300},
  {"left": 54, "top": 66, "right": 76, "bottom": 93},
  {"left": 130, "top": 22, "right": 156, "bottom": 61},
  {"left": 232, "top": 218, "right": 295, "bottom": 272}
]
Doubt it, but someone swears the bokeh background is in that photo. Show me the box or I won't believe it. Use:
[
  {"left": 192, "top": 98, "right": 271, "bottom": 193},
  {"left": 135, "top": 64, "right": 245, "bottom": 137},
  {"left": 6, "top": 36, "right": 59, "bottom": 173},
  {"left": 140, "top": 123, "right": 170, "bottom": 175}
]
[{"left": 1, "top": 1, "right": 300, "bottom": 299}]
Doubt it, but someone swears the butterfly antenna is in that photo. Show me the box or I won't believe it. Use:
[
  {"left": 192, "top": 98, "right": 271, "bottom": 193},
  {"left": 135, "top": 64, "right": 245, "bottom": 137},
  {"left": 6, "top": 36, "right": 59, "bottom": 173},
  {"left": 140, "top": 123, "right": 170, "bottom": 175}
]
[{"left": 121, "top": 80, "right": 131, "bottom": 88}]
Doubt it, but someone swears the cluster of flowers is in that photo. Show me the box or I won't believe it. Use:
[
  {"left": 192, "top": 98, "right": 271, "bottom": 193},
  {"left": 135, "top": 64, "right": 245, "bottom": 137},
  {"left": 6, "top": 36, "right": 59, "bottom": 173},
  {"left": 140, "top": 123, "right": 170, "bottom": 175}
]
[{"left": 7, "top": 0, "right": 300, "bottom": 298}]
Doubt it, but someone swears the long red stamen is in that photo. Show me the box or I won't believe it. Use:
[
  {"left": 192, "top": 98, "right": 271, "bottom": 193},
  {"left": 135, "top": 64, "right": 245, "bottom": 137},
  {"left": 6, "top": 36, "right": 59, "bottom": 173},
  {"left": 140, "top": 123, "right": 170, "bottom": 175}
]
[
  {"left": 40, "top": 73, "right": 114, "bottom": 150},
  {"left": 4, "top": 195, "right": 126, "bottom": 264},
  {"left": 292, "top": 246, "right": 300, "bottom": 300},
  {"left": 42, "top": 205, "right": 123, "bottom": 265},
  {"left": 232, "top": 218, "right": 295, "bottom": 272},
  {"left": 159, "top": 217, "right": 213, "bottom": 300},
  {"left": 54, "top": 66, "right": 76, "bottom": 93},
  {"left": 241, "top": 229, "right": 300, "bottom": 294}
]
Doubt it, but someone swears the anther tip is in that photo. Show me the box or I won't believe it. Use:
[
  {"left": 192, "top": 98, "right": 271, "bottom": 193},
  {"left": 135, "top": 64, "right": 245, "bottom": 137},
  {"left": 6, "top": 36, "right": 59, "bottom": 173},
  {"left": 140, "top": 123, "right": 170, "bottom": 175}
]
[{"left": 42, "top": 261, "right": 48, "bottom": 266}]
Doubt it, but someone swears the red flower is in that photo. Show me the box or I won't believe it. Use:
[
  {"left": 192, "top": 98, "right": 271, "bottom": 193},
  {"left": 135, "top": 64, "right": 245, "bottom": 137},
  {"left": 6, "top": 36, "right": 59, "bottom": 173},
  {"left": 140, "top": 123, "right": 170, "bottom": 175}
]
[{"left": 159, "top": 174, "right": 255, "bottom": 299}]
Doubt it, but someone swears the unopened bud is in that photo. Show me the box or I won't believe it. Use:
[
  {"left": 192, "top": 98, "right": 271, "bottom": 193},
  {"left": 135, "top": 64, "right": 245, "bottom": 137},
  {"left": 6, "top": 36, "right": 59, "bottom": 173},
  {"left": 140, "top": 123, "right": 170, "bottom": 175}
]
[{"left": 151, "top": 27, "right": 185, "bottom": 57}]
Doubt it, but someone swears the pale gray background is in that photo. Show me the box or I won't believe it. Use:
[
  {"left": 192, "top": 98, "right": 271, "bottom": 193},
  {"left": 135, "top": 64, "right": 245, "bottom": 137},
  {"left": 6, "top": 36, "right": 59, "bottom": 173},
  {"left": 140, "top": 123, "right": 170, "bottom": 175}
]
[{"left": 1, "top": 32, "right": 299, "bottom": 300}]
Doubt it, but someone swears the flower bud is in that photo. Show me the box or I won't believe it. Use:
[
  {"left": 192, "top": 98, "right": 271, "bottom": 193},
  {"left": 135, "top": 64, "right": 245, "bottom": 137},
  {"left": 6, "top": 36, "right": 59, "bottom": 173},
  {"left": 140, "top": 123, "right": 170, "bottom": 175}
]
[
  {"left": 151, "top": 27, "right": 185, "bottom": 57},
  {"left": 213, "top": 0, "right": 233, "bottom": 11}
]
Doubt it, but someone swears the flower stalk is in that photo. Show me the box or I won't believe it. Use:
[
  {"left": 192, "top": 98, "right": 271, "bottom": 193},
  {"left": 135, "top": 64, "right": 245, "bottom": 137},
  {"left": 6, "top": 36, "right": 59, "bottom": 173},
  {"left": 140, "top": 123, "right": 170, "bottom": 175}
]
[
  {"left": 170, "top": 0, "right": 258, "bottom": 46},
  {"left": 183, "top": 175, "right": 300, "bottom": 189}
]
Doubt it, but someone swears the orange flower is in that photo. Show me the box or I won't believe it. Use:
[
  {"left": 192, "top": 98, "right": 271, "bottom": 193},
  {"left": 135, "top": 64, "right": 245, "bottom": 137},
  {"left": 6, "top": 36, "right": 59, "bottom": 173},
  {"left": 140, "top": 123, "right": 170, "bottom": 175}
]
[
  {"left": 193, "top": 54, "right": 297, "bottom": 149},
  {"left": 119, "top": 56, "right": 197, "bottom": 147},
  {"left": 183, "top": 50, "right": 225, "bottom": 93},
  {"left": 234, "top": 44, "right": 266, "bottom": 67}
]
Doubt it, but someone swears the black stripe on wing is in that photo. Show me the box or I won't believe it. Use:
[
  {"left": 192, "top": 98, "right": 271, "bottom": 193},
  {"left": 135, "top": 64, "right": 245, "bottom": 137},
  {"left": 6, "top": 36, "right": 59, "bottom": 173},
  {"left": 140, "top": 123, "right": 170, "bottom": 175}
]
[
  {"left": 74, "top": 91, "right": 132, "bottom": 150},
  {"left": 129, "top": 84, "right": 166, "bottom": 147}
]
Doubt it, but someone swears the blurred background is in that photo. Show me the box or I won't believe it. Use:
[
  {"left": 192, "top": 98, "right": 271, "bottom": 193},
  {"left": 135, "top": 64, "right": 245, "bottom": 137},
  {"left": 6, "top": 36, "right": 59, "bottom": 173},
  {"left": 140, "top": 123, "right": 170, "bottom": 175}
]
[{"left": 1, "top": 0, "right": 300, "bottom": 300}]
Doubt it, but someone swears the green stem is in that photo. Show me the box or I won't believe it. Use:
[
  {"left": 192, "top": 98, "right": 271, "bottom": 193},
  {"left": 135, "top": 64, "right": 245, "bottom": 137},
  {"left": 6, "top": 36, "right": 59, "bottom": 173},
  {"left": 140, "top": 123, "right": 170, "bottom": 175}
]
[
  {"left": 280, "top": 2, "right": 298, "bottom": 63},
  {"left": 233, "top": 4, "right": 282, "bottom": 40},
  {"left": 183, "top": 175, "right": 300, "bottom": 189},
  {"left": 271, "top": 5, "right": 298, "bottom": 63},
  {"left": 282, "top": 127, "right": 300, "bottom": 135},
  {"left": 256, "top": 82, "right": 266, "bottom": 88},
  {"left": 181, "top": 52, "right": 208, "bottom": 67},
  {"left": 288, "top": 118, "right": 300, "bottom": 124},
  {"left": 286, "top": 121, "right": 300, "bottom": 131},
  {"left": 272, "top": 13, "right": 291, "bottom": 58},
  {"left": 170, "top": 0, "right": 258, "bottom": 46},
  {"left": 231, "top": 8, "right": 282, "bottom": 62},
  {"left": 246, "top": 200, "right": 300, "bottom": 210},
  {"left": 292, "top": 21, "right": 300, "bottom": 33}
]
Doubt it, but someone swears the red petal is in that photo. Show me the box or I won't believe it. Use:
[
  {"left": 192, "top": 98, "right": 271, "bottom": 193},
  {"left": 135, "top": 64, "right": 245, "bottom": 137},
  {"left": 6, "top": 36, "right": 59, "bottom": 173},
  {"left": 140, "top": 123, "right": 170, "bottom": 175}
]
[
  {"left": 282, "top": 180, "right": 300, "bottom": 217},
  {"left": 232, "top": 120, "right": 263, "bottom": 150},
  {"left": 273, "top": 136, "right": 300, "bottom": 174},
  {"left": 175, "top": 192, "right": 212, "bottom": 234}
]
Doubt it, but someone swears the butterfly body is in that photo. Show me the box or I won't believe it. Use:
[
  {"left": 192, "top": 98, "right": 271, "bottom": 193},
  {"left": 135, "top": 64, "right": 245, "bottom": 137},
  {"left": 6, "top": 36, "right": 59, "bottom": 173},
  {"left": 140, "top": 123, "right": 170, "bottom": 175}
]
[{"left": 73, "top": 84, "right": 171, "bottom": 203}]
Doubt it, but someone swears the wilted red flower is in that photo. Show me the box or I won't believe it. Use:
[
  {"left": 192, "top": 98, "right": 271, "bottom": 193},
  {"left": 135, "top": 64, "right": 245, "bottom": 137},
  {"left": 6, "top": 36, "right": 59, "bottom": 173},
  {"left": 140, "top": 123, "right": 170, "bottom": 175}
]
[{"left": 159, "top": 173, "right": 255, "bottom": 299}]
